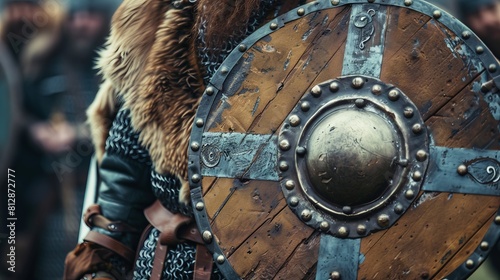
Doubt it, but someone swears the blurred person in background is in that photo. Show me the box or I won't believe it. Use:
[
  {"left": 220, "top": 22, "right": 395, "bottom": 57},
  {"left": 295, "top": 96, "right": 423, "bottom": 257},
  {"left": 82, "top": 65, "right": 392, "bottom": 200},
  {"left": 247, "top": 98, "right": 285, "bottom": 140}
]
[
  {"left": 458, "top": 0, "right": 500, "bottom": 58},
  {"left": 1, "top": 0, "right": 118, "bottom": 279}
]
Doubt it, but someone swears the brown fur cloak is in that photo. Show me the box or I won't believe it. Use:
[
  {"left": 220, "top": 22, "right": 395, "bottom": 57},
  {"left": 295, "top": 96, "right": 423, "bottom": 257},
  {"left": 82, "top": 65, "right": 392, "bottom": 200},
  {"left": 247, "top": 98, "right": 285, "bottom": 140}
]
[{"left": 87, "top": 0, "right": 307, "bottom": 204}]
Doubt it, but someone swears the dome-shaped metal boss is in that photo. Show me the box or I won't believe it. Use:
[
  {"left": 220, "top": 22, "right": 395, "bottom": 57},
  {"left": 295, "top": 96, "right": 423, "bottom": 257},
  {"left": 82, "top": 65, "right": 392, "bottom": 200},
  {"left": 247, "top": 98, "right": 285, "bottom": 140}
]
[
  {"left": 320, "top": 221, "right": 330, "bottom": 231},
  {"left": 489, "top": 64, "right": 497, "bottom": 73},
  {"left": 220, "top": 66, "right": 229, "bottom": 75},
  {"left": 355, "top": 99, "right": 366, "bottom": 108},
  {"left": 462, "top": 31, "right": 471, "bottom": 39},
  {"left": 405, "top": 189, "right": 415, "bottom": 200},
  {"left": 270, "top": 22, "right": 278, "bottom": 30},
  {"left": 404, "top": 107, "right": 414, "bottom": 118},
  {"left": 279, "top": 161, "right": 289, "bottom": 171},
  {"left": 416, "top": 150, "right": 428, "bottom": 161},
  {"left": 465, "top": 259, "right": 475, "bottom": 269},
  {"left": 192, "top": 174, "right": 201, "bottom": 183},
  {"left": 496, "top": 216, "right": 500, "bottom": 225},
  {"left": 296, "top": 146, "right": 307, "bottom": 156},
  {"left": 301, "top": 101, "right": 311, "bottom": 112},
  {"left": 412, "top": 171, "right": 422, "bottom": 181},
  {"left": 331, "top": 0, "right": 340, "bottom": 6},
  {"left": 289, "top": 196, "right": 299, "bottom": 207},
  {"left": 388, "top": 90, "right": 400, "bottom": 101},
  {"left": 480, "top": 241, "right": 489, "bottom": 251},
  {"left": 217, "top": 255, "right": 226, "bottom": 264},
  {"left": 476, "top": 46, "right": 484, "bottom": 54},
  {"left": 404, "top": 0, "right": 412, "bottom": 6},
  {"left": 357, "top": 224, "right": 367, "bottom": 235},
  {"left": 394, "top": 203, "right": 404, "bottom": 214},
  {"left": 238, "top": 44, "right": 247, "bottom": 52},
  {"left": 412, "top": 123, "right": 423, "bottom": 134},
  {"left": 330, "top": 271, "right": 341, "bottom": 280},
  {"left": 297, "top": 8, "right": 305, "bottom": 16}
]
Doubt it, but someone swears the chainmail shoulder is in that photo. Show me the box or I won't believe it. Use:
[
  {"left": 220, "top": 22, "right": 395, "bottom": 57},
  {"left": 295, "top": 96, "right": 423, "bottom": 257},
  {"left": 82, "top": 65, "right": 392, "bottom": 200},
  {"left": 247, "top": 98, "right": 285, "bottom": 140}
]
[
  {"left": 105, "top": 108, "right": 152, "bottom": 164},
  {"left": 151, "top": 170, "right": 193, "bottom": 216},
  {"left": 133, "top": 228, "right": 225, "bottom": 280}
]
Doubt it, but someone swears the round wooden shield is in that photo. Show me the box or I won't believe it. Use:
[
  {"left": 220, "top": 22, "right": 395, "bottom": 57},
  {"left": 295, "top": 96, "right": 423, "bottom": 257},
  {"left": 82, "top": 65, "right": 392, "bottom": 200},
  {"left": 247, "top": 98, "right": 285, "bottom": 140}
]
[{"left": 188, "top": 1, "right": 500, "bottom": 279}]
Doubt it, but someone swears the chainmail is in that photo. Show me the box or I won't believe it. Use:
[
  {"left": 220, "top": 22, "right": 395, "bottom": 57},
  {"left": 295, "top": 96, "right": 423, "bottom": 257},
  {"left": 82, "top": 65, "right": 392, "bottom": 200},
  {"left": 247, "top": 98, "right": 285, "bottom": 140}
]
[
  {"left": 151, "top": 170, "right": 193, "bottom": 217},
  {"left": 105, "top": 108, "right": 152, "bottom": 164},
  {"left": 133, "top": 228, "right": 225, "bottom": 280},
  {"left": 197, "top": 0, "right": 277, "bottom": 84}
]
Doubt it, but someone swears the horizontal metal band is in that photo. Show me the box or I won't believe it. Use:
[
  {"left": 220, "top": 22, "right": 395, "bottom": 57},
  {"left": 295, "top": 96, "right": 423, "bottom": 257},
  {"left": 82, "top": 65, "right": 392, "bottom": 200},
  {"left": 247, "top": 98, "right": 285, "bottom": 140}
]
[
  {"left": 200, "top": 132, "right": 279, "bottom": 181},
  {"left": 316, "top": 234, "right": 360, "bottom": 280},
  {"left": 423, "top": 146, "right": 500, "bottom": 195}
]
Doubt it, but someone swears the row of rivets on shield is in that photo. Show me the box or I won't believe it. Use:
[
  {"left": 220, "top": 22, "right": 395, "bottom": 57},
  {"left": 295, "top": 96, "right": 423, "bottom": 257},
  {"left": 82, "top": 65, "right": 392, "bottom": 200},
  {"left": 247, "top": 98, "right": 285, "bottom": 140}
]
[
  {"left": 442, "top": 215, "right": 500, "bottom": 279},
  {"left": 279, "top": 77, "right": 426, "bottom": 236},
  {"left": 330, "top": 0, "right": 499, "bottom": 74}
]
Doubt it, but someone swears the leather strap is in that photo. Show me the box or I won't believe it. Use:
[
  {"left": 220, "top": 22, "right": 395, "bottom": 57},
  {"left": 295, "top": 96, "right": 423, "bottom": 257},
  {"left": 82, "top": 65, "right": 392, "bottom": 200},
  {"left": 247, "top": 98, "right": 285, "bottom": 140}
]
[
  {"left": 84, "top": 231, "right": 135, "bottom": 263},
  {"left": 134, "top": 224, "right": 153, "bottom": 263},
  {"left": 193, "top": 244, "right": 213, "bottom": 280},
  {"left": 144, "top": 200, "right": 194, "bottom": 245},
  {"left": 84, "top": 204, "right": 137, "bottom": 233},
  {"left": 151, "top": 240, "right": 168, "bottom": 280}
]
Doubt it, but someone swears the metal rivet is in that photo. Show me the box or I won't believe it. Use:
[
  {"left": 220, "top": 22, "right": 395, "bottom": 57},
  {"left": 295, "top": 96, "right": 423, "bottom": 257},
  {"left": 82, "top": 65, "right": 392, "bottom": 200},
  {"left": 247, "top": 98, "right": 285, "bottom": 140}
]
[
  {"left": 433, "top": 10, "right": 442, "bottom": 19},
  {"left": 404, "top": 0, "right": 412, "bottom": 6},
  {"left": 329, "top": 82, "right": 340, "bottom": 92},
  {"left": 279, "top": 140, "right": 291, "bottom": 151},
  {"left": 412, "top": 171, "right": 422, "bottom": 181},
  {"left": 377, "top": 214, "right": 390, "bottom": 228},
  {"left": 301, "top": 101, "right": 311, "bottom": 112},
  {"left": 480, "top": 241, "right": 489, "bottom": 251},
  {"left": 457, "top": 164, "right": 468, "bottom": 176},
  {"left": 399, "top": 158, "right": 409, "bottom": 167},
  {"left": 289, "top": 196, "right": 299, "bottom": 207},
  {"left": 296, "top": 146, "right": 307, "bottom": 156},
  {"left": 357, "top": 224, "right": 367, "bottom": 235},
  {"left": 220, "top": 66, "right": 229, "bottom": 74},
  {"left": 270, "top": 22, "right": 278, "bottom": 30},
  {"left": 297, "top": 8, "right": 305, "bottom": 16},
  {"left": 337, "top": 226, "right": 349, "bottom": 237},
  {"left": 412, "top": 124, "right": 423, "bottom": 134},
  {"left": 289, "top": 115, "right": 301, "bottom": 127},
  {"left": 355, "top": 99, "right": 366, "bottom": 108},
  {"left": 238, "top": 44, "right": 247, "bottom": 52},
  {"left": 394, "top": 203, "right": 404, "bottom": 214},
  {"left": 196, "top": 202, "right": 205, "bottom": 211},
  {"left": 462, "top": 31, "right": 471, "bottom": 39},
  {"left": 343, "top": 206, "right": 353, "bottom": 214},
  {"left": 416, "top": 150, "right": 428, "bottom": 161},
  {"left": 109, "top": 224, "right": 117, "bottom": 231},
  {"left": 311, "top": 85, "right": 322, "bottom": 97},
  {"left": 489, "top": 64, "right": 497, "bottom": 73},
  {"left": 476, "top": 46, "right": 484, "bottom": 54},
  {"left": 371, "top": 84, "right": 382, "bottom": 95},
  {"left": 285, "top": 180, "right": 295, "bottom": 190},
  {"left": 202, "top": 231, "right": 213, "bottom": 243},
  {"left": 352, "top": 77, "right": 364, "bottom": 89},
  {"left": 301, "top": 209, "right": 312, "bottom": 221},
  {"left": 191, "top": 142, "right": 200, "bottom": 151},
  {"left": 331, "top": 0, "right": 340, "bottom": 6},
  {"left": 465, "top": 259, "right": 475, "bottom": 269},
  {"left": 216, "top": 255, "right": 225, "bottom": 264},
  {"left": 320, "top": 221, "right": 330, "bottom": 231},
  {"left": 404, "top": 107, "right": 414, "bottom": 118},
  {"left": 495, "top": 216, "right": 500, "bottom": 225},
  {"left": 405, "top": 189, "right": 415, "bottom": 199},
  {"left": 195, "top": 118, "right": 204, "bottom": 127},
  {"left": 279, "top": 161, "right": 289, "bottom": 172},
  {"left": 330, "top": 271, "right": 341, "bottom": 280},
  {"left": 388, "top": 89, "right": 400, "bottom": 101},
  {"left": 192, "top": 174, "right": 201, "bottom": 183},
  {"left": 205, "top": 87, "right": 215, "bottom": 96}
]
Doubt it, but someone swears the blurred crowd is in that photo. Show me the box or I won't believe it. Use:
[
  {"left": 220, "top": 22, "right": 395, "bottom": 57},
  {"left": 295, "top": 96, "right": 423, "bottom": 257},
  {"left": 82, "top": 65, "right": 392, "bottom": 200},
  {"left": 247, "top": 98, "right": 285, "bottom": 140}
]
[
  {"left": 0, "top": 0, "right": 119, "bottom": 279},
  {"left": 0, "top": 0, "right": 499, "bottom": 279}
]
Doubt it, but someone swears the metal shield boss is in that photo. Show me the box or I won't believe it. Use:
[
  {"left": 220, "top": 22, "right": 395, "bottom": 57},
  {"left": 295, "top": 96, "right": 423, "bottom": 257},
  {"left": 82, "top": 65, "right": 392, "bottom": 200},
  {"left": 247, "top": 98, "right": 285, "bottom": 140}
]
[{"left": 188, "top": 1, "right": 500, "bottom": 279}]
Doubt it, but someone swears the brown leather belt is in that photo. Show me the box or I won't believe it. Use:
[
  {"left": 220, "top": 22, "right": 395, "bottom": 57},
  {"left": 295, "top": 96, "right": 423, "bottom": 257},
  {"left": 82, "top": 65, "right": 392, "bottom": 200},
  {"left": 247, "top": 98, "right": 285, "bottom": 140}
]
[{"left": 143, "top": 200, "right": 213, "bottom": 280}]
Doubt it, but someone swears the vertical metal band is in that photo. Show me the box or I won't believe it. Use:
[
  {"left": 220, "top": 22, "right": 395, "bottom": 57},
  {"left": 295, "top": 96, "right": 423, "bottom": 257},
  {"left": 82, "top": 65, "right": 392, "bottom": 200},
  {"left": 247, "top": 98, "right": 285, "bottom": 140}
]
[
  {"left": 316, "top": 234, "right": 361, "bottom": 280},
  {"left": 342, "top": 4, "right": 388, "bottom": 78}
]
